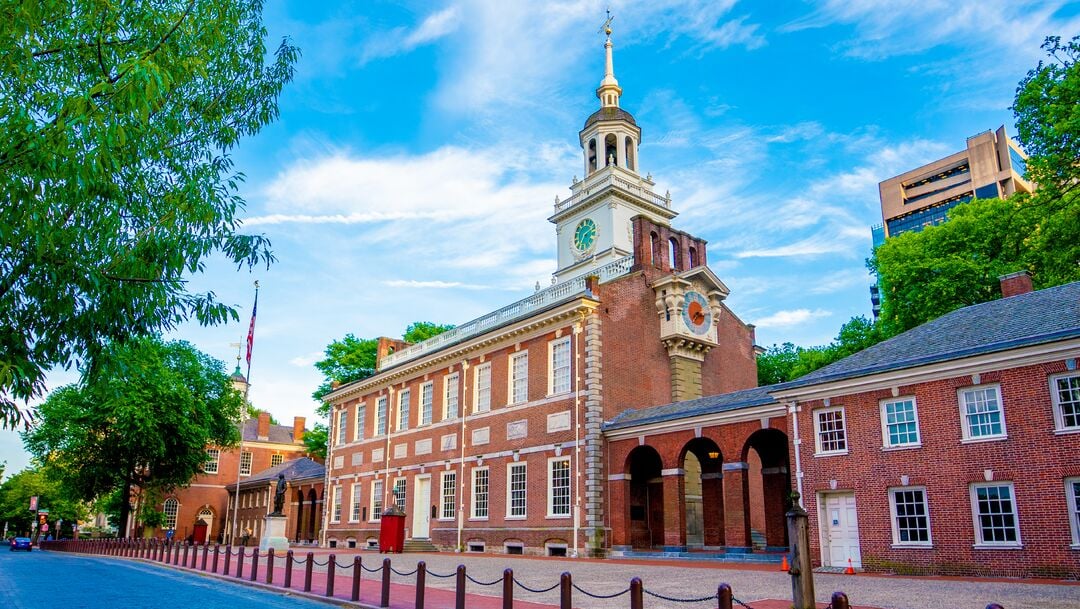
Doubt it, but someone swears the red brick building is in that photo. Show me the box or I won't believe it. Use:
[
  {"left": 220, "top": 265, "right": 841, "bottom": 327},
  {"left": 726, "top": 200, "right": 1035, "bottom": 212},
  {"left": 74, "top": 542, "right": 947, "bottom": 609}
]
[
  {"left": 772, "top": 276, "right": 1080, "bottom": 578},
  {"left": 226, "top": 457, "right": 325, "bottom": 546},
  {"left": 146, "top": 412, "right": 310, "bottom": 543},
  {"left": 320, "top": 35, "right": 763, "bottom": 556}
]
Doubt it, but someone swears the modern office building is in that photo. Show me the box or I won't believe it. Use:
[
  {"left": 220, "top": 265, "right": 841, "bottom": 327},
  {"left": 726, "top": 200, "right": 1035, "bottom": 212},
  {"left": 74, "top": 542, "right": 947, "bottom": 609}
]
[{"left": 877, "top": 126, "right": 1032, "bottom": 239}]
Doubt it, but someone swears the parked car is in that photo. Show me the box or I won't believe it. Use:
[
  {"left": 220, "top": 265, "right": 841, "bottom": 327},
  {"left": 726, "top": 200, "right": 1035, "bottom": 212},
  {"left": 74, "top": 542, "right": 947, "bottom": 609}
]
[{"left": 9, "top": 537, "right": 32, "bottom": 551}]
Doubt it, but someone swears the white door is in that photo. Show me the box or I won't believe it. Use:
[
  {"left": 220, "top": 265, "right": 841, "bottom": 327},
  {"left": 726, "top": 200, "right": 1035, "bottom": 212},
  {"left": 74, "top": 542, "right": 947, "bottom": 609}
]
[
  {"left": 821, "top": 492, "right": 862, "bottom": 568},
  {"left": 412, "top": 477, "right": 431, "bottom": 538}
]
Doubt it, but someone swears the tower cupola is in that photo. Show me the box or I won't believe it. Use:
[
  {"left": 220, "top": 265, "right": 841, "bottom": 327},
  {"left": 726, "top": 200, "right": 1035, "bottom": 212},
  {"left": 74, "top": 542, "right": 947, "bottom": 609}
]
[{"left": 579, "top": 14, "right": 641, "bottom": 177}]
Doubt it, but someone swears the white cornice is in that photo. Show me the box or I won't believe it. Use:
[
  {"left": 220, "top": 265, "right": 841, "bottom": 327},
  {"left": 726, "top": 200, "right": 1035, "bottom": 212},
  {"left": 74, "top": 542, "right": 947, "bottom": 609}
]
[
  {"left": 769, "top": 337, "right": 1080, "bottom": 403},
  {"left": 603, "top": 403, "right": 787, "bottom": 440}
]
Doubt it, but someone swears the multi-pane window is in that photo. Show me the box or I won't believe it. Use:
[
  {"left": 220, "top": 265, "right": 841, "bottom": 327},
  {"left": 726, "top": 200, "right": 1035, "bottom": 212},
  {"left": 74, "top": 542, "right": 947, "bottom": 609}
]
[
  {"left": 549, "top": 457, "right": 571, "bottom": 517},
  {"left": 444, "top": 374, "right": 459, "bottom": 420},
  {"left": 355, "top": 404, "right": 366, "bottom": 441},
  {"left": 960, "top": 386, "right": 1005, "bottom": 440},
  {"left": 510, "top": 352, "right": 529, "bottom": 404},
  {"left": 393, "top": 479, "right": 407, "bottom": 511},
  {"left": 508, "top": 463, "right": 527, "bottom": 518},
  {"left": 271, "top": 454, "right": 283, "bottom": 467},
  {"left": 815, "top": 408, "right": 847, "bottom": 454},
  {"left": 1068, "top": 478, "right": 1080, "bottom": 545},
  {"left": 472, "top": 468, "right": 489, "bottom": 518},
  {"left": 1052, "top": 373, "right": 1080, "bottom": 431},
  {"left": 475, "top": 364, "right": 491, "bottom": 413},
  {"left": 204, "top": 449, "right": 220, "bottom": 474},
  {"left": 371, "top": 480, "right": 384, "bottom": 521},
  {"left": 421, "top": 382, "right": 433, "bottom": 426},
  {"left": 239, "top": 451, "right": 253, "bottom": 475},
  {"left": 337, "top": 409, "right": 348, "bottom": 445},
  {"left": 398, "top": 389, "right": 411, "bottom": 431},
  {"left": 550, "top": 338, "right": 571, "bottom": 395},
  {"left": 350, "top": 483, "right": 362, "bottom": 522},
  {"left": 376, "top": 397, "right": 388, "bottom": 435},
  {"left": 881, "top": 398, "right": 920, "bottom": 447},
  {"left": 971, "top": 483, "right": 1019, "bottom": 545},
  {"left": 163, "top": 498, "right": 179, "bottom": 529},
  {"left": 332, "top": 486, "right": 343, "bottom": 522},
  {"left": 889, "top": 488, "right": 931, "bottom": 545},
  {"left": 441, "top": 472, "right": 457, "bottom": 520}
]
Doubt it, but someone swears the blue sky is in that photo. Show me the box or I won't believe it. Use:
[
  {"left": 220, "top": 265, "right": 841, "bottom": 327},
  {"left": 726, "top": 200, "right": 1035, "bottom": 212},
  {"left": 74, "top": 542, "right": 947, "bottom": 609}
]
[{"left": 3, "top": 0, "right": 1078, "bottom": 474}]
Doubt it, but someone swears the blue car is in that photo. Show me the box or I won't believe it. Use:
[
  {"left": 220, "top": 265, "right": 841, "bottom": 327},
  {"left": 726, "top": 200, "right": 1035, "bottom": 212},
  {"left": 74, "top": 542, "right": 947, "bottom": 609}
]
[{"left": 9, "top": 537, "right": 32, "bottom": 551}]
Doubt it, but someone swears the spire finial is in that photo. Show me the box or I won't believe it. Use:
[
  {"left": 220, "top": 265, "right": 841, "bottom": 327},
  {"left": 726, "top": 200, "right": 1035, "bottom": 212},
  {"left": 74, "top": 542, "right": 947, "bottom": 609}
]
[
  {"left": 596, "top": 8, "right": 621, "bottom": 108},
  {"left": 598, "top": 7, "right": 614, "bottom": 41}
]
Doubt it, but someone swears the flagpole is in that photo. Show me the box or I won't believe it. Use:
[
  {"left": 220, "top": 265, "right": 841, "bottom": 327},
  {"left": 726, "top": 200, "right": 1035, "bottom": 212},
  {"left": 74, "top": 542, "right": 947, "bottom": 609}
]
[{"left": 230, "top": 280, "right": 259, "bottom": 545}]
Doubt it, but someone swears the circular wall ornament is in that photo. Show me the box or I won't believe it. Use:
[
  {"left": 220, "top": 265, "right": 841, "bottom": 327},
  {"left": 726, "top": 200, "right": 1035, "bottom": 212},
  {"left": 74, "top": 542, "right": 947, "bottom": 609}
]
[
  {"left": 573, "top": 218, "right": 598, "bottom": 253},
  {"left": 682, "top": 290, "right": 712, "bottom": 335}
]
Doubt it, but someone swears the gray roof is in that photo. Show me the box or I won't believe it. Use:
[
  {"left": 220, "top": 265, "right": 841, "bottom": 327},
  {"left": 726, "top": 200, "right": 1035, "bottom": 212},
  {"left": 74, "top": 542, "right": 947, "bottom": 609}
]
[
  {"left": 778, "top": 281, "right": 1080, "bottom": 391},
  {"left": 242, "top": 418, "right": 302, "bottom": 444},
  {"left": 231, "top": 457, "right": 324, "bottom": 490},
  {"left": 605, "top": 386, "right": 777, "bottom": 431},
  {"left": 584, "top": 107, "right": 638, "bottom": 130}
]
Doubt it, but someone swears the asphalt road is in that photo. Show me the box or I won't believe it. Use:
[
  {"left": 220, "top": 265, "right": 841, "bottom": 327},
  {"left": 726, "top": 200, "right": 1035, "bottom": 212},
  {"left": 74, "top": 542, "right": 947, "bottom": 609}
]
[{"left": 0, "top": 549, "right": 332, "bottom": 609}]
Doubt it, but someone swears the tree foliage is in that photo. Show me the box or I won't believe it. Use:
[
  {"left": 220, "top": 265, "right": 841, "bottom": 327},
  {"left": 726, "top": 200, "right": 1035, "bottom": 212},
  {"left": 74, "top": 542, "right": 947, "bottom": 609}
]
[
  {"left": 757, "top": 316, "right": 886, "bottom": 385},
  {"left": 302, "top": 422, "right": 328, "bottom": 461},
  {"left": 0, "top": 464, "right": 89, "bottom": 538},
  {"left": 22, "top": 336, "right": 244, "bottom": 537},
  {"left": 0, "top": 1, "right": 299, "bottom": 429},
  {"left": 312, "top": 322, "right": 455, "bottom": 414}
]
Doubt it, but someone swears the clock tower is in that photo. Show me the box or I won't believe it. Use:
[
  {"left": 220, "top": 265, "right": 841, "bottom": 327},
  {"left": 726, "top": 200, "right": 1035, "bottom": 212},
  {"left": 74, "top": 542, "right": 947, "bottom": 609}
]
[{"left": 550, "top": 24, "right": 677, "bottom": 283}]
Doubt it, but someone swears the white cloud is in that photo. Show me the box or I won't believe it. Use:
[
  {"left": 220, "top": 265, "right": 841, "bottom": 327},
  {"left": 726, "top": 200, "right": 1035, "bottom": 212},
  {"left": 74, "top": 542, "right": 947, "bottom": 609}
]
[
  {"left": 360, "top": 6, "right": 462, "bottom": 64},
  {"left": 289, "top": 351, "right": 324, "bottom": 367},
  {"left": 383, "top": 279, "right": 503, "bottom": 290},
  {"left": 753, "top": 308, "right": 832, "bottom": 328}
]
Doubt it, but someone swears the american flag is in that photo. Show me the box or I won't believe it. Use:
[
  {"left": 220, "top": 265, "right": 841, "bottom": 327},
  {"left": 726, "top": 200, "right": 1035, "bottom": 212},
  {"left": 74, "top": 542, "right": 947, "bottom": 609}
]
[{"left": 245, "top": 288, "right": 258, "bottom": 366}]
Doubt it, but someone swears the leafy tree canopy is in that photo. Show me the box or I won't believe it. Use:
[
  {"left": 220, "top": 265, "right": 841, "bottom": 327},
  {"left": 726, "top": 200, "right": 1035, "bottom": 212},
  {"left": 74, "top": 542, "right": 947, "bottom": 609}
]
[
  {"left": 22, "top": 336, "right": 244, "bottom": 537},
  {"left": 0, "top": 464, "right": 89, "bottom": 538},
  {"left": 0, "top": 0, "right": 298, "bottom": 429},
  {"left": 302, "top": 422, "right": 328, "bottom": 461},
  {"left": 757, "top": 316, "right": 885, "bottom": 385}
]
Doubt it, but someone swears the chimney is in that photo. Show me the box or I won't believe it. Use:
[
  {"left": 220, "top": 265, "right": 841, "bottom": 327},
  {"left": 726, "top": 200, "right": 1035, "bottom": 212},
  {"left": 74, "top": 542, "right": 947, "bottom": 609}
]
[
  {"left": 257, "top": 411, "right": 270, "bottom": 440},
  {"left": 375, "top": 336, "right": 411, "bottom": 369},
  {"left": 293, "top": 416, "right": 306, "bottom": 444},
  {"left": 999, "top": 270, "right": 1033, "bottom": 298}
]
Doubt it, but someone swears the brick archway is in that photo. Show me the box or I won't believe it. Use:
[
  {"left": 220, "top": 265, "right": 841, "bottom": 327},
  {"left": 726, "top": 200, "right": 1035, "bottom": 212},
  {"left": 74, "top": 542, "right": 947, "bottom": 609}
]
[
  {"left": 624, "top": 445, "right": 664, "bottom": 549},
  {"left": 680, "top": 438, "right": 724, "bottom": 548},
  {"left": 742, "top": 428, "right": 791, "bottom": 549}
]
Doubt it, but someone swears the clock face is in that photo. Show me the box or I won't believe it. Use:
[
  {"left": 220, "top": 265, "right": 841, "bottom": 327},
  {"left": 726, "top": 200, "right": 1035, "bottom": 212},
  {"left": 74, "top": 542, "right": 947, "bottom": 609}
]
[
  {"left": 573, "top": 218, "right": 597, "bottom": 252},
  {"left": 681, "top": 291, "right": 712, "bottom": 335}
]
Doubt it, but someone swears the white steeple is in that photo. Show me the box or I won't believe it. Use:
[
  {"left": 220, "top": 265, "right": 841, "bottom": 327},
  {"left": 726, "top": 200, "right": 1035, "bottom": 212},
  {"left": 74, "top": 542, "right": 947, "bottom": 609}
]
[{"left": 596, "top": 13, "right": 621, "bottom": 108}]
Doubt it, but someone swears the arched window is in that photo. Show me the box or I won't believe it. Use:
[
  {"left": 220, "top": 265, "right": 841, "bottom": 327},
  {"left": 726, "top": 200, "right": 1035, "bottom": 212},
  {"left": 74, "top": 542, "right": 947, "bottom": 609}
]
[
  {"left": 163, "top": 498, "right": 179, "bottom": 529},
  {"left": 650, "top": 232, "right": 662, "bottom": 267},
  {"left": 669, "top": 238, "right": 681, "bottom": 271},
  {"left": 624, "top": 136, "right": 635, "bottom": 171},
  {"left": 588, "top": 139, "right": 598, "bottom": 173},
  {"left": 605, "top": 134, "right": 618, "bottom": 166},
  {"left": 688, "top": 246, "right": 698, "bottom": 268}
]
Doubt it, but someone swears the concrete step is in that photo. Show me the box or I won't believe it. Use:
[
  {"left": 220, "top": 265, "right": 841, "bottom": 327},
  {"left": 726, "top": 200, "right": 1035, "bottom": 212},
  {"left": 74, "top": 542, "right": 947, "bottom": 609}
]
[
  {"left": 608, "top": 548, "right": 786, "bottom": 563},
  {"left": 401, "top": 538, "right": 438, "bottom": 553},
  {"left": 750, "top": 529, "right": 767, "bottom": 551}
]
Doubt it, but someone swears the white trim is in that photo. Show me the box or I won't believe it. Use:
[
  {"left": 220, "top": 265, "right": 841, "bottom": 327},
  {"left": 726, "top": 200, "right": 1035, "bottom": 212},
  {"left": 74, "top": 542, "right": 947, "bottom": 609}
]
[
  {"left": 397, "top": 388, "right": 412, "bottom": 432},
  {"left": 1050, "top": 372, "right": 1080, "bottom": 433},
  {"left": 354, "top": 403, "right": 366, "bottom": 442},
  {"left": 548, "top": 336, "right": 572, "bottom": 396},
  {"left": 958, "top": 384, "right": 1006, "bottom": 442},
  {"left": 439, "top": 470, "right": 457, "bottom": 521},
  {"left": 349, "top": 482, "right": 362, "bottom": 523},
  {"left": 887, "top": 486, "right": 932, "bottom": 547},
  {"left": 337, "top": 409, "right": 349, "bottom": 446},
  {"left": 506, "top": 462, "right": 527, "bottom": 519},
  {"left": 471, "top": 466, "right": 490, "bottom": 520},
  {"left": 879, "top": 396, "right": 921, "bottom": 449},
  {"left": 509, "top": 351, "right": 529, "bottom": 405},
  {"left": 814, "top": 406, "right": 848, "bottom": 456},
  {"left": 547, "top": 456, "right": 572, "bottom": 518},
  {"left": 420, "top": 381, "right": 434, "bottom": 426},
  {"left": 443, "top": 372, "right": 460, "bottom": 421},
  {"left": 392, "top": 477, "right": 407, "bottom": 512},
  {"left": 474, "top": 363, "right": 492, "bottom": 413},
  {"left": 330, "top": 485, "right": 343, "bottom": 523},
  {"left": 204, "top": 449, "right": 221, "bottom": 474},
  {"left": 970, "top": 482, "right": 1021, "bottom": 547},
  {"left": 375, "top": 396, "right": 388, "bottom": 437},
  {"left": 1066, "top": 477, "right": 1080, "bottom": 547},
  {"left": 370, "top": 479, "right": 384, "bottom": 522},
  {"left": 603, "top": 403, "right": 787, "bottom": 440}
]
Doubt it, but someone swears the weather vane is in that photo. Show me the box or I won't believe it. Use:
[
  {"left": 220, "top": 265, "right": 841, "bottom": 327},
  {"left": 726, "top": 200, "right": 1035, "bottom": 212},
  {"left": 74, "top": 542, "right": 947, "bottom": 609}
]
[{"left": 598, "top": 7, "right": 614, "bottom": 40}]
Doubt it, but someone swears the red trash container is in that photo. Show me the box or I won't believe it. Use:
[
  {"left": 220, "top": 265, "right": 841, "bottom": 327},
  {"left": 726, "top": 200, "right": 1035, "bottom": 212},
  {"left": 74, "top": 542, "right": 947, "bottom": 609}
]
[{"left": 379, "top": 506, "right": 406, "bottom": 553}]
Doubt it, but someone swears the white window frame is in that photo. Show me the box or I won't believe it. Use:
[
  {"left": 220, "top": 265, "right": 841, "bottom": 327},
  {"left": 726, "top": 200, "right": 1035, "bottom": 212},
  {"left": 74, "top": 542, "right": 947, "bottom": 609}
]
[
  {"left": 474, "top": 363, "right": 491, "bottom": 413},
  {"left": 471, "top": 467, "right": 489, "bottom": 520},
  {"left": 880, "top": 397, "right": 921, "bottom": 449},
  {"left": 970, "top": 482, "right": 1021, "bottom": 548},
  {"left": 376, "top": 396, "right": 388, "bottom": 436},
  {"left": 548, "top": 456, "right": 571, "bottom": 518},
  {"left": 239, "top": 451, "right": 253, "bottom": 476},
  {"left": 443, "top": 373, "right": 460, "bottom": 420},
  {"left": 370, "top": 480, "right": 384, "bottom": 522},
  {"left": 350, "top": 483, "right": 362, "bottom": 523},
  {"left": 354, "top": 403, "right": 366, "bottom": 441},
  {"left": 888, "top": 486, "right": 932, "bottom": 547},
  {"left": 1050, "top": 372, "right": 1080, "bottom": 433},
  {"left": 440, "top": 471, "right": 457, "bottom": 521},
  {"left": 507, "top": 462, "right": 527, "bottom": 519},
  {"left": 204, "top": 449, "right": 220, "bottom": 474},
  {"left": 398, "top": 389, "right": 411, "bottom": 431},
  {"left": 509, "top": 351, "right": 529, "bottom": 405},
  {"left": 163, "top": 498, "right": 179, "bottom": 529},
  {"left": 549, "top": 337, "right": 571, "bottom": 396},
  {"left": 814, "top": 407, "right": 848, "bottom": 455},
  {"left": 270, "top": 454, "right": 283, "bottom": 468},
  {"left": 1066, "top": 478, "right": 1080, "bottom": 548},
  {"left": 331, "top": 486, "right": 343, "bottom": 523},
  {"left": 337, "top": 409, "right": 348, "bottom": 445},
  {"left": 958, "top": 384, "right": 1007, "bottom": 442},
  {"left": 393, "top": 478, "right": 407, "bottom": 511},
  {"left": 420, "top": 382, "right": 434, "bottom": 426}
]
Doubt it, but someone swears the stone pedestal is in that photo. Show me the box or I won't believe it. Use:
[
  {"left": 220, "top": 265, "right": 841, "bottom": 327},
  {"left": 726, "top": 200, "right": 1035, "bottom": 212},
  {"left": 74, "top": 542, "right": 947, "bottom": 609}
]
[{"left": 260, "top": 515, "right": 289, "bottom": 552}]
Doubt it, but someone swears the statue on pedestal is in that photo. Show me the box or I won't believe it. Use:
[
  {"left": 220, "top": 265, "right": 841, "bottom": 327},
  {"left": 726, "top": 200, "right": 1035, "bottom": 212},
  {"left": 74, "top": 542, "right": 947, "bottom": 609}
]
[{"left": 271, "top": 473, "right": 286, "bottom": 515}]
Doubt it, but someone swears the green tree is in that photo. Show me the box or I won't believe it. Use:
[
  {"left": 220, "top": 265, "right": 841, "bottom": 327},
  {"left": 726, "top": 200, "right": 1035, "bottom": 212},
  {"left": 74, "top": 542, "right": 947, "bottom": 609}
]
[
  {"left": 403, "top": 322, "right": 456, "bottom": 343},
  {"left": 0, "top": 464, "right": 88, "bottom": 538},
  {"left": 302, "top": 422, "right": 328, "bottom": 461},
  {"left": 22, "top": 336, "right": 244, "bottom": 537},
  {"left": 0, "top": 1, "right": 299, "bottom": 429},
  {"left": 756, "top": 316, "right": 886, "bottom": 384}
]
